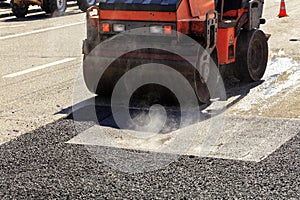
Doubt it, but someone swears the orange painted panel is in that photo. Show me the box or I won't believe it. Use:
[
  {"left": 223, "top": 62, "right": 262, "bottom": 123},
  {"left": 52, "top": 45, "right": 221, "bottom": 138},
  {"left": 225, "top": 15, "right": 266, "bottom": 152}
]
[
  {"left": 176, "top": 0, "right": 193, "bottom": 20},
  {"left": 188, "top": 0, "right": 215, "bottom": 19},
  {"left": 99, "top": 10, "right": 176, "bottom": 22},
  {"left": 216, "top": 27, "right": 236, "bottom": 64}
]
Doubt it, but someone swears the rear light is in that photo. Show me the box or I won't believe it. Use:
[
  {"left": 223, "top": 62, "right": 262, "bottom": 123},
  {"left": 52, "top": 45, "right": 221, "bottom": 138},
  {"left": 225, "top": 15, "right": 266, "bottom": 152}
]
[
  {"left": 150, "top": 25, "right": 163, "bottom": 34},
  {"left": 102, "top": 23, "right": 110, "bottom": 33},
  {"left": 163, "top": 25, "right": 172, "bottom": 34},
  {"left": 150, "top": 25, "right": 173, "bottom": 34},
  {"left": 113, "top": 24, "right": 126, "bottom": 32}
]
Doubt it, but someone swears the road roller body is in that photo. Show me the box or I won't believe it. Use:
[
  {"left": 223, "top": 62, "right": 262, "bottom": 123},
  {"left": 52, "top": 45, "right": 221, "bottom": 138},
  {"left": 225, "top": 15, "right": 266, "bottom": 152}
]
[{"left": 82, "top": 0, "right": 269, "bottom": 103}]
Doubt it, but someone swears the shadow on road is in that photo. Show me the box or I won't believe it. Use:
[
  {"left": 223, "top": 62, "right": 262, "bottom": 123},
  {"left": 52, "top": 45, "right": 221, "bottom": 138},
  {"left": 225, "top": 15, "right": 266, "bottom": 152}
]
[
  {"left": 225, "top": 79, "right": 264, "bottom": 109},
  {"left": 3, "top": 13, "right": 51, "bottom": 22},
  {"left": 0, "top": 2, "right": 10, "bottom": 9},
  {"left": 59, "top": 78, "right": 264, "bottom": 134}
]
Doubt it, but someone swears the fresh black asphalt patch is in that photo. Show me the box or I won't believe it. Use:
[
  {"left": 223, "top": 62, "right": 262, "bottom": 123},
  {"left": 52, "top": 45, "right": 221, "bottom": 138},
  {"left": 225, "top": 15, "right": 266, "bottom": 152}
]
[{"left": 0, "top": 116, "right": 299, "bottom": 199}]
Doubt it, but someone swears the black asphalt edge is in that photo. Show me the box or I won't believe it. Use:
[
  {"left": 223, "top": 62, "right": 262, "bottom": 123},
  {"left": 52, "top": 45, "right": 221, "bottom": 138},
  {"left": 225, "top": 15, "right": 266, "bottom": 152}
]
[{"left": 0, "top": 2, "right": 79, "bottom": 18}]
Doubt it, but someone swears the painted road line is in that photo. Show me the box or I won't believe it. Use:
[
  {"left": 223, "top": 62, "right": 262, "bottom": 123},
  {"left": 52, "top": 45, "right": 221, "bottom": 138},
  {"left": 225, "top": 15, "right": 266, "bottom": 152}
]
[
  {"left": 0, "top": 22, "right": 84, "bottom": 40},
  {"left": 0, "top": 25, "right": 26, "bottom": 29},
  {"left": 3, "top": 58, "right": 76, "bottom": 78}
]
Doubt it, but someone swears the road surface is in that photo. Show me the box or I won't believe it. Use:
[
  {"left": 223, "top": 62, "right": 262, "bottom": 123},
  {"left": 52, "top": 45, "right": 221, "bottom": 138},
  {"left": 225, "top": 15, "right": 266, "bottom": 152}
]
[{"left": 0, "top": 0, "right": 299, "bottom": 198}]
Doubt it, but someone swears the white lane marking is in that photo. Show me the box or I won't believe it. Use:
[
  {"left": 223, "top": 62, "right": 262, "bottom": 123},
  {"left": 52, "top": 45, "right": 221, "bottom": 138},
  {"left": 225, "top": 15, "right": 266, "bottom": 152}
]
[
  {"left": 0, "top": 25, "right": 26, "bottom": 29},
  {"left": 0, "top": 22, "right": 84, "bottom": 40},
  {"left": 3, "top": 58, "right": 76, "bottom": 78}
]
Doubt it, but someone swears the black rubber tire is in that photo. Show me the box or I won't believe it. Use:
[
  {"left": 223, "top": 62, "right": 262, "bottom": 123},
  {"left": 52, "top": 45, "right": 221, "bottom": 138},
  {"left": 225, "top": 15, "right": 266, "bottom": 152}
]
[
  {"left": 194, "top": 48, "right": 219, "bottom": 104},
  {"left": 234, "top": 29, "right": 268, "bottom": 82},
  {"left": 48, "top": 0, "right": 67, "bottom": 15},
  {"left": 11, "top": 0, "right": 28, "bottom": 18},
  {"left": 41, "top": 2, "right": 51, "bottom": 14},
  {"left": 77, "top": 0, "right": 96, "bottom": 12}
]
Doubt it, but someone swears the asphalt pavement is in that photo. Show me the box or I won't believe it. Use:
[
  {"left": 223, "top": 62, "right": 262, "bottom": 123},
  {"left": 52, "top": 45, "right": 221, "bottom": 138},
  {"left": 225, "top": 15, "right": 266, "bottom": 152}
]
[
  {"left": 0, "top": 10, "right": 85, "bottom": 144},
  {"left": 0, "top": 115, "right": 299, "bottom": 198}
]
